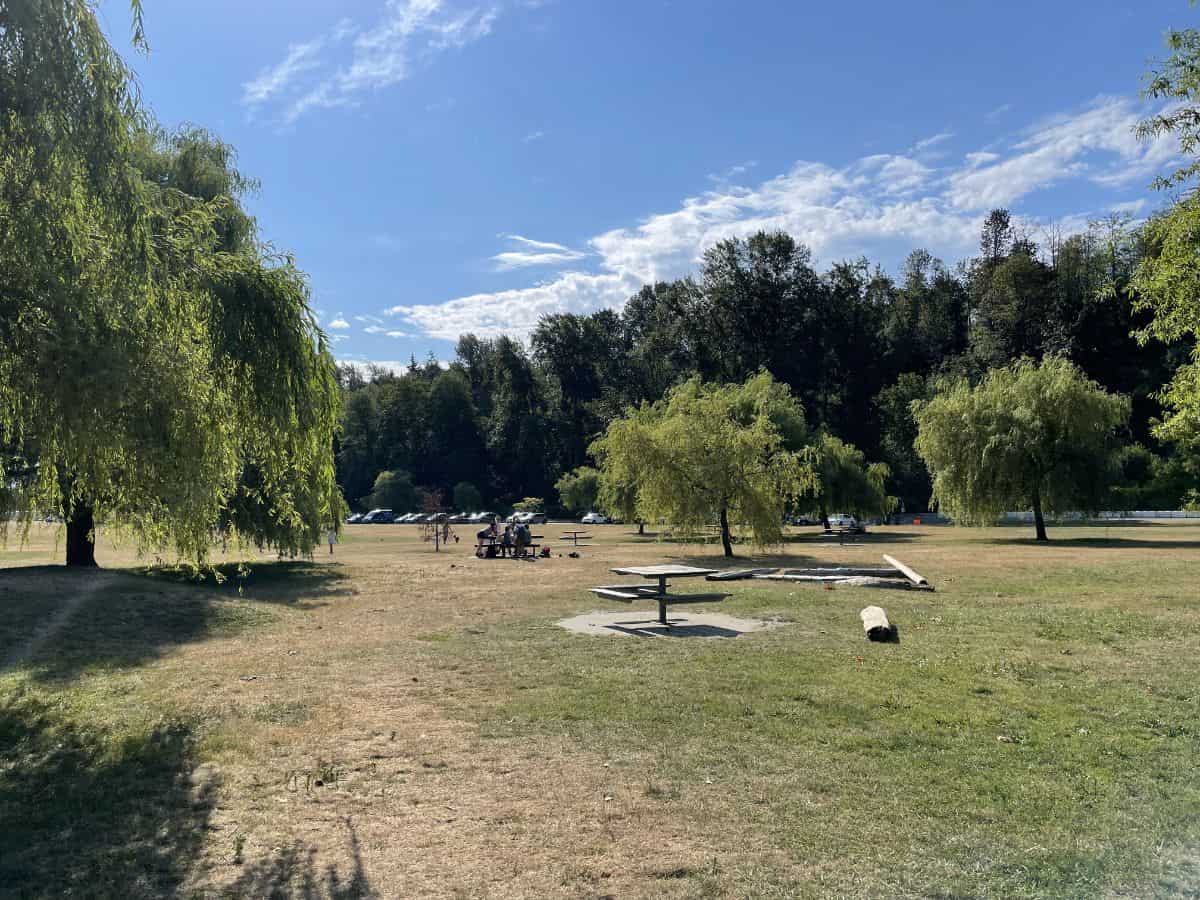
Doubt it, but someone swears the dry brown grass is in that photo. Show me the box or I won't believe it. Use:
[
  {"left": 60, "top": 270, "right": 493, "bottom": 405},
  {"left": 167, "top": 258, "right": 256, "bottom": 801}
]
[{"left": 3, "top": 520, "right": 1200, "bottom": 897}]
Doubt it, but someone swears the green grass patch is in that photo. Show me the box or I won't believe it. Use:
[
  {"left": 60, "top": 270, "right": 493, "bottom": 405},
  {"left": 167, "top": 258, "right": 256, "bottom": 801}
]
[{"left": 428, "top": 558, "right": 1200, "bottom": 897}]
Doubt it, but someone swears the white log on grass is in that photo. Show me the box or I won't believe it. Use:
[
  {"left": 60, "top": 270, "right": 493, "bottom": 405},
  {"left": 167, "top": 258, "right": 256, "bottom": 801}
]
[
  {"left": 882, "top": 554, "right": 929, "bottom": 587},
  {"left": 860, "top": 606, "right": 897, "bottom": 642}
]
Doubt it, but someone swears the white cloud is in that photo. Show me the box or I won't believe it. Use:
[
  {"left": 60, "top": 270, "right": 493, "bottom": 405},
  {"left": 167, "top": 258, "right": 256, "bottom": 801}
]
[
  {"left": 1110, "top": 198, "right": 1147, "bottom": 215},
  {"left": 912, "top": 132, "right": 954, "bottom": 153},
  {"left": 386, "top": 272, "right": 632, "bottom": 340},
  {"left": 328, "top": 315, "right": 350, "bottom": 330},
  {"left": 947, "top": 96, "right": 1178, "bottom": 210},
  {"left": 523, "top": 129, "right": 547, "bottom": 143},
  {"left": 356, "top": 314, "right": 384, "bottom": 325},
  {"left": 385, "top": 330, "right": 411, "bottom": 338},
  {"left": 242, "top": 40, "right": 324, "bottom": 107},
  {"left": 375, "top": 95, "right": 1176, "bottom": 344},
  {"left": 364, "top": 325, "right": 387, "bottom": 334},
  {"left": 986, "top": 103, "right": 1012, "bottom": 121},
  {"left": 491, "top": 234, "right": 589, "bottom": 270},
  {"left": 246, "top": 2, "right": 502, "bottom": 124}
]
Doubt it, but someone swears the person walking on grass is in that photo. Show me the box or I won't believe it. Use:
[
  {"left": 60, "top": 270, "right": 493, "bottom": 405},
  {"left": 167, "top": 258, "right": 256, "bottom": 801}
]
[{"left": 327, "top": 527, "right": 337, "bottom": 555}]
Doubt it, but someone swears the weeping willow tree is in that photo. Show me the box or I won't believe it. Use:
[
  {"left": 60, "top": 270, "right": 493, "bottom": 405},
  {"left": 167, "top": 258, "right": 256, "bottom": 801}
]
[
  {"left": 591, "top": 372, "right": 815, "bottom": 556},
  {"left": 0, "top": 1, "right": 342, "bottom": 566},
  {"left": 801, "top": 433, "right": 895, "bottom": 529},
  {"left": 913, "top": 357, "right": 1129, "bottom": 541}
]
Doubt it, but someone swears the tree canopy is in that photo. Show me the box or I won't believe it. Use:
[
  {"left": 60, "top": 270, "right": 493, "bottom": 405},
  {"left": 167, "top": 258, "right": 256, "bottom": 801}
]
[
  {"left": 591, "top": 373, "right": 816, "bottom": 556},
  {"left": 555, "top": 467, "right": 601, "bottom": 515},
  {"left": 0, "top": 1, "right": 341, "bottom": 565},
  {"left": 913, "top": 358, "right": 1130, "bottom": 540}
]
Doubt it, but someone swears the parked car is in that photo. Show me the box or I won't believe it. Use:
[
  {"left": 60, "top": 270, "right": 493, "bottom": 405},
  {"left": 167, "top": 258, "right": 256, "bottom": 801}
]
[
  {"left": 361, "top": 508, "right": 394, "bottom": 523},
  {"left": 828, "top": 513, "right": 861, "bottom": 530},
  {"left": 788, "top": 515, "right": 817, "bottom": 526},
  {"left": 346, "top": 513, "right": 364, "bottom": 524},
  {"left": 581, "top": 511, "right": 609, "bottom": 525},
  {"left": 398, "top": 513, "right": 422, "bottom": 523},
  {"left": 525, "top": 512, "right": 547, "bottom": 525},
  {"left": 450, "top": 511, "right": 473, "bottom": 523}
]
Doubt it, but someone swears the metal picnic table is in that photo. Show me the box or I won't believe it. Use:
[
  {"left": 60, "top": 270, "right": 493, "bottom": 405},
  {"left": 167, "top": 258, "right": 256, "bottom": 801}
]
[
  {"left": 560, "top": 530, "right": 590, "bottom": 547},
  {"left": 592, "top": 564, "right": 727, "bottom": 626}
]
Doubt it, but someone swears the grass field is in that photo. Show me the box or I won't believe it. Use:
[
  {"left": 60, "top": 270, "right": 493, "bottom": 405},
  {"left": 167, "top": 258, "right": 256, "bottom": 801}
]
[{"left": 2, "top": 521, "right": 1199, "bottom": 898}]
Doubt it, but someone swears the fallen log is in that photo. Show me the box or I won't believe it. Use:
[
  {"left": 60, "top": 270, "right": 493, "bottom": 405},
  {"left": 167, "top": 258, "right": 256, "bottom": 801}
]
[
  {"left": 882, "top": 554, "right": 929, "bottom": 588},
  {"left": 706, "top": 567, "right": 778, "bottom": 581},
  {"left": 860, "top": 606, "right": 899, "bottom": 642},
  {"left": 755, "top": 573, "right": 912, "bottom": 586},
  {"left": 782, "top": 567, "right": 905, "bottom": 578}
]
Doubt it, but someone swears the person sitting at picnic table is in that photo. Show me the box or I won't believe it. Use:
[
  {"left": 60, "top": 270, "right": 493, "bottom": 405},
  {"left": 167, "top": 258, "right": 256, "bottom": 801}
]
[
  {"left": 514, "top": 522, "right": 530, "bottom": 557},
  {"left": 500, "top": 523, "right": 515, "bottom": 557}
]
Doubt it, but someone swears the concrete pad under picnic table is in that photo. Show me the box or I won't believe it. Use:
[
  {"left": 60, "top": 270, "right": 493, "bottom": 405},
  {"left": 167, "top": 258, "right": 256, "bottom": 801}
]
[{"left": 557, "top": 610, "right": 782, "bottom": 639}]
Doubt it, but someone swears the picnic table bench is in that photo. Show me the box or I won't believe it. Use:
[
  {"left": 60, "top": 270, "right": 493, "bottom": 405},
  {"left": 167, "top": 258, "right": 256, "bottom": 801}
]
[
  {"left": 590, "top": 565, "right": 730, "bottom": 626},
  {"left": 475, "top": 535, "right": 543, "bottom": 559}
]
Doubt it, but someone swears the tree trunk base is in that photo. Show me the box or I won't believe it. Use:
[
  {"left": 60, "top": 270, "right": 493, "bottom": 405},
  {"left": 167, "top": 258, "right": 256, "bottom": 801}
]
[{"left": 65, "top": 505, "right": 98, "bottom": 567}]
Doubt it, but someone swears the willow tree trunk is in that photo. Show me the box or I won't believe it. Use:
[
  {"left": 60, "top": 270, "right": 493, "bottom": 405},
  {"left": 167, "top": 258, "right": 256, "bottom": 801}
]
[
  {"left": 65, "top": 501, "right": 98, "bottom": 567},
  {"left": 1031, "top": 489, "right": 1048, "bottom": 542},
  {"left": 719, "top": 506, "right": 733, "bottom": 558}
]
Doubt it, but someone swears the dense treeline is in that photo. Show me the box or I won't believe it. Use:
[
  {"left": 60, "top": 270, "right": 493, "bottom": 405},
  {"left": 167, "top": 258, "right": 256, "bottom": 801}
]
[{"left": 337, "top": 210, "right": 1193, "bottom": 516}]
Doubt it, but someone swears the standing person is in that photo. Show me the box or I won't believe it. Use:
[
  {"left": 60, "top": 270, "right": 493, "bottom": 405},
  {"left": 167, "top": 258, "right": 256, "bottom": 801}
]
[{"left": 326, "top": 526, "right": 337, "bottom": 555}]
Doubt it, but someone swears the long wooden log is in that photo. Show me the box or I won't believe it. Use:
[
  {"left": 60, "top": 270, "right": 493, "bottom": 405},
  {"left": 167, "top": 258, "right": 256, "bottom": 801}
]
[
  {"left": 860, "top": 606, "right": 898, "bottom": 642},
  {"left": 882, "top": 554, "right": 929, "bottom": 587},
  {"left": 782, "top": 567, "right": 905, "bottom": 578},
  {"left": 706, "top": 567, "right": 778, "bottom": 581},
  {"left": 753, "top": 574, "right": 920, "bottom": 590}
]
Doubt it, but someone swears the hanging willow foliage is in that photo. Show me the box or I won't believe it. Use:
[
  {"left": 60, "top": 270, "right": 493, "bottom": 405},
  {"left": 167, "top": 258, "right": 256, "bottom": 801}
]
[{"left": 0, "top": 1, "right": 342, "bottom": 564}]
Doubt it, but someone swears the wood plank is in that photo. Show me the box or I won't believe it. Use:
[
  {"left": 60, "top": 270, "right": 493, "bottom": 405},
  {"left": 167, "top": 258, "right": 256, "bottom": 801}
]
[
  {"left": 659, "top": 592, "right": 730, "bottom": 604},
  {"left": 782, "top": 567, "right": 905, "bottom": 578},
  {"left": 882, "top": 554, "right": 929, "bottom": 587},
  {"left": 590, "top": 588, "right": 640, "bottom": 602},
  {"left": 706, "top": 568, "right": 778, "bottom": 581}
]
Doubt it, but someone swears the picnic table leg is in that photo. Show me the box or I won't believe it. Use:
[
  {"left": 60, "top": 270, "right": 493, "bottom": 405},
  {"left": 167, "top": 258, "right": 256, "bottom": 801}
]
[{"left": 658, "top": 597, "right": 668, "bottom": 626}]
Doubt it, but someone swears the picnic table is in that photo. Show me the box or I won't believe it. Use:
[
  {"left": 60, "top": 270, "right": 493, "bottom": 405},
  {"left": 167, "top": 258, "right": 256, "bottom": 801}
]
[
  {"left": 560, "top": 530, "right": 590, "bottom": 547},
  {"left": 591, "top": 564, "right": 729, "bottom": 626}
]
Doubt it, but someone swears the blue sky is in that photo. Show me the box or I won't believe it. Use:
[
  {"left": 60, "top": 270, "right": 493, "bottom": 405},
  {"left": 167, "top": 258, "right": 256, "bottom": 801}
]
[{"left": 102, "top": 0, "right": 1190, "bottom": 370}]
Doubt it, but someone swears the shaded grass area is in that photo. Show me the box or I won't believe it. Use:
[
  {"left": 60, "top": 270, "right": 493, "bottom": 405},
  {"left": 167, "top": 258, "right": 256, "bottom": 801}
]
[
  {"left": 0, "top": 686, "right": 212, "bottom": 898},
  {"left": 0, "top": 558, "right": 369, "bottom": 898},
  {"left": 431, "top": 553, "right": 1200, "bottom": 897}
]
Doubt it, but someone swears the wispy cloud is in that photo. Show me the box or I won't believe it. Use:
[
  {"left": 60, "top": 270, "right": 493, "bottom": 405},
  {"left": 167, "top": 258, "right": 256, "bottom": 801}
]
[
  {"left": 355, "top": 314, "right": 385, "bottom": 325},
  {"left": 912, "top": 132, "right": 954, "bottom": 153},
  {"left": 328, "top": 315, "right": 351, "bottom": 330},
  {"left": 242, "top": 40, "right": 324, "bottom": 107},
  {"left": 986, "top": 103, "right": 1012, "bottom": 120},
  {"left": 244, "top": 1, "right": 502, "bottom": 124},
  {"left": 946, "top": 96, "right": 1177, "bottom": 209},
  {"left": 708, "top": 160, "right": 759, "bottom": 183},
  {"left": 490, "top": 234, "right": 589, "bottom": 270},
  {"left": 378, "top": 96, "right": 1176, "bottom": 343},
  {"left": 522, "top": 129, "right": 547, "bottom": 143}
]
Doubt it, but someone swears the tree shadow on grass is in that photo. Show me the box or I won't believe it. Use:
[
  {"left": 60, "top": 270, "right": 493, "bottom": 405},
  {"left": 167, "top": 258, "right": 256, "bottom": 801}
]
[
  {"left": 0, "top": 687, "right": 213, "bottom": 899},
  {"left": 0, "top": 562, "right": 352, "bottom": 682},
  {"left": 223, "top": 818, "right": 376, "bottom": 899},
  {"left": 984, "top": 535, "right": 1200, "bottom": 550}
]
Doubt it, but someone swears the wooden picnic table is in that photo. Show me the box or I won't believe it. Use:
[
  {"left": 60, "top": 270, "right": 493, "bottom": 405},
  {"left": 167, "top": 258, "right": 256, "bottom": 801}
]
[{"left": 595, "top": 564, "right": 727, "bottom": 626}]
